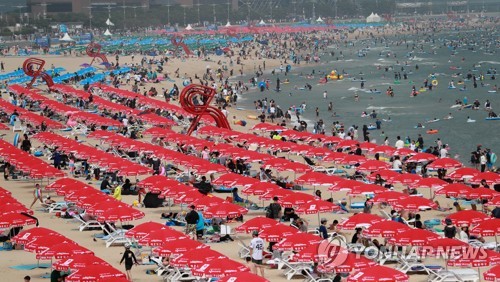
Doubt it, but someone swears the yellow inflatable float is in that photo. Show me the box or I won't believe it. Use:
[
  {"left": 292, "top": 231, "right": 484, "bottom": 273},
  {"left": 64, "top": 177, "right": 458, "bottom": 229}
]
[{"left": 326, "top": 70, "right": 344, "bottom": 80}]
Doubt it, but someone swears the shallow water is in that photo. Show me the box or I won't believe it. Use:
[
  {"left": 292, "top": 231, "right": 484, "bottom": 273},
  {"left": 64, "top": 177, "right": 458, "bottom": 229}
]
[{"left": 239, "top": 30, "right": 500, "bottom": 164}]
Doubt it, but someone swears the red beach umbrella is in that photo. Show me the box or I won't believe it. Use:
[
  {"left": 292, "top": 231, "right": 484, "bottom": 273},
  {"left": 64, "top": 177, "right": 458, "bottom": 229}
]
[
  {"left": 152, "top": 238, "right": 209, "bottom": 256},
  {"left": 53, "top": 254, "right": 109, "bottom": 271},
  {"left": 212, "top": 173, "right": 259, "bottom": 187},
  {"left": 94, "top": 206, "right": 145, "bottom": 222},
  {"left": 420, "top": 237, "right": 469, "bottom": 257},
  {"left": 218, "top": 272, "right": 269, "bottom": 282},
  {"left": 356, "top": 160, "right": 390, "bottom": 172},
  {"left": 293, "top": 243, "right": 344, "bottom": 263},
  {"left": 259, "top": 224, "right": 299, "bottom": 242},
  {"left": 279, "top": 193, "right": 316, "bottom": 208},
  {"left": 390, "top": 173, "right": 422, "bottom": 185},
  {"left": 389, "top": 229, "right": 439, "bottom": 246},
  {"left": 259, "top": 188, "right": 294, "bottom": 200},
  {"left": 392, "top": 196, "right": 438, "bottom": 212},
  {"left": 447, "top": 248, "right": 500, "bottom": 267},
  {"left": 364, "top": 220, "right": 411, "bottom": 238},
  {"left": 434, "top": 183, "right": 472, "bottom": 197},
  {"left": 469, "top": 172, "right": 500, "bottom": 185},
  {"left": 65, "top": 265, "right": 126, "bottom": 281},
  {"left": 484, "top": 265, "right": 500, "bottom": 281},
  {"left": 348, "top": 183, "right": 386, "bottom": 195},
  {"left": 322, "top": 252, "right": 377, "bottom": 273},
  {"left": 372, "top": 191, "right": 407, "bottom": 204},
  {"left": 367, "top": 170, "right": 400, "bottom": 182},
  {"left": 137, "top": 227, "right": 186, "bottom": 246},
  {"left": 125, "top": 221, "right": 166, "bottom": 239},
  {"left": 337, "top": 213, "right": 385, "bottom": 230},
  {"left": 462, "top": 187, "right": 498, "bottom": 200},
  {"left": 25, "top": 238, "right": 75, "bottom": 253},
  {"left": 409, "top": 177, "right": 447, "bottom": 189},
  {"left": 170, "top": 249, "right": 226, "bottom": 268},
  {"left": 0, "top": 213, "right": 38, "bottom": 228},
  {"left": 252, "top": 123, "right": 285, "bottom": 131},
  {"left": 445, "top": 210, "right": 490, "bottom": 226},
  {"left": 296, "top": 199, "right": 341, "bottom": 214},
  {"left": 407, "top": 152, "right": 437, "bottom": 163},
  {"left": 12, "top": 227, "right": 63, "bottom": 245},
  {"left": 427, "top": 158, "right": 462, "bottom": 169},
  {"left": 191, "top": 258, "right": 249, "bottom": 278},
  {"left": 448, "top": 167, "right": 481, "bottom": 180},
  {"left": 347, "top": 265, "right": 409, "bottom": 282},
  {"left": 338, "top": 154, "right": 367, "bottom": 165},
  {"left": 36, "top": 242, "right": 93, "bottom": 260},
  {"left": 0, "top": 203, "right": 33, "bottom": 215},
  {"left": 273, "top": 233, "right": 323, "bottom": 251},
  {"left": 470, "top": 219, "right": 500, "bottom": 237},
  {"left": 242, "top": 182, "right": 280, "bottom": 196},
  {"left": 203, "top": 203, "right": 248, "bottom": 219},
  {"left": 193, "top": 196, "right": 225, "bottom": 210},
  {"left": 235, "top": 217, "right": 278, "bottom": 233}
]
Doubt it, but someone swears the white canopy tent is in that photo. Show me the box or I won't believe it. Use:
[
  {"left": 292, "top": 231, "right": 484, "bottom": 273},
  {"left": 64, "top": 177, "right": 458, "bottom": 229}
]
[
  {"left": 258, "top": 19, "right": 266, "bottom": 25},
  {"left": 185, "top": 24, "right": 193, "bottom": 30},
  {"left": 366, "top": 12, "right": 382, "bottom": 23},
  {"left": 316, "top": 17, "right": 324, "bottom": 23},
  {"left": 225, "top": 22, "right": 231, "bottom": 27},
  {"left": 105, "top": 18, "right": 114, "bottom": 26},
  {"left": 104, "top": 29, "right": 112, "bottom": 36},
  {"left": 60, "top": 33, "right": 74, "bottom": 42}
]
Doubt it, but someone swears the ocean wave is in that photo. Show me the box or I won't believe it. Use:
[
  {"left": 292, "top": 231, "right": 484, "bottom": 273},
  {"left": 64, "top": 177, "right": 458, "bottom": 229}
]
[{"left": 478, "top": 61, "right": 500, "bottom": 65}]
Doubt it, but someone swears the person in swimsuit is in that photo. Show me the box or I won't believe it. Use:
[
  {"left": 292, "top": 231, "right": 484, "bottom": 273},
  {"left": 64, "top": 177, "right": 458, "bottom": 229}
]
[{"left": 29, "top": 184, "right": 43, "bottom": 209}]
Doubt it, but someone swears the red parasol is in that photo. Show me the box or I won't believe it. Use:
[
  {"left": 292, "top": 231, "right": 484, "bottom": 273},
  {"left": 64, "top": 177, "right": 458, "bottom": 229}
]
[
  {"left": 173, "top": 189, "right": 205, "bottom": 204},
  {"left": 137, "top": 227, "right": 186, "bottom": 246},
  {"left": 389, "top": 228, "right": 440, "bottom": 246},
  {"left": 65, "top": 265, "right": 126, "bottom": 281},
  {"left": 348, "top": 183, "right": 386, "bottom": 196},
  {"left": 371, "top": 191, "right": 407, "bottom": 204},
  {"left": 484, "top": 265, "right": 500, "bottom": 281},
  {"left": 409, "top": 177, "right": 447, "bottom": 189},
  {"left": 335, "top": 140, "right": 359, "bottom": 149},
  {"left": 329, "top": 179, "right": 365, "bottom": 192},
  {"left": 367, "top": 170, "right": 400, "bottom": 182},
  {"left": 427, "top": 158, "right": 462, "bottom": 169},
  {"left": 218, "top": 272, "right": 270, "bottom": 282},
  {"left": 252, "top": 122, "right": 285, "bottom": 131},
  {"left": 448, "top": 167, "right": 481, "bottom": 180},
  {"left": 293, "top": 243, "right": 344, "bottom": 263},
  {"left": 337, "top": 214, "right": 385, "bottom": 230},
  {"left": 170, "top": 249, "right": 226, "bottom": 268},
  {"left": 347, "top": 265, "right": 409, "bottom": 282},
  {"left": 364, "top": 220, "right": 411, "bottom": 238},
  {"left": 295, "top": 172, "right": 342, "bottom": 186},
  {"left": 447, "top": 248, "right": 500, "bottom": 267},
  {"left": 259, "top": 224, "right": 299, "bottom": 242},
  {"left": 259, "top": 188, "right": 294, "bottom": 200},
  {"left": 273, "top": 233, "right": 323, "bottom": 251},
  {"left": 372, "top": 145, "right": 396, "bottom": 155},
  {"left": 94, "top": 206, "right": 145, "bottom": 222},
  {"left": 445, "top": 210, "right": 490, "bottom": 226},
  {"left": 152, "top": 238, "right": 209, "bottom": 256},
  {"left": 53, "top": 254, "right": 109, "bottom": 271},
  {"left": 338, "top": 154, "right": 367, "bottom": 165},
  {"left": 296, "top": 199, "right": 341, "bottom": 214},
  {"left": 125, "top": 221, "right": 166, "bottom": 239},
  {"left": 407, "top": 152, "right": 437, "bottom": 163},
  {"left": 0, "top": 213, "right": 37, "bottom": 228},
  {"left": 191, "top": 258, "right": 249, "bottom": 278},
  {"left": 462, "top": 187, "right": 498, "bottom": 200},
  {"left": 193, "top": 196, "right": 226, "bottom": 210},
  {"left": 235, "top": 217, "right": 278, "bottom": 233},
  {"left": 435, "top": 183, "right": 473, "bottom": 197},
  {"left": 12, "top": 227, "right": 64, "bottom": 245},
  {"left": 392, "top": 196, "right": 438, "bottom": 212},
  {"left": 212, "top": 173, "right": 259, "bottom": 187},
  {"left": 0, "top": 203, "right": 33, "bottom": 215},
  {"left": 322, "top": 252, "right": 377, "bottom": 273},
  {"left": 203, "top": 203, "right": 247, "bottom": 219},
  {"left": 356, "top": 160, "right": 390, "bottom": 172},
  {"left": 390, "top": 173, "right": 422, "bottom": 185},
  {"left": 469, "top": 172, "right": 500, "bottom": 185},
  {"left": 242, "top": 182, "right": 280, "bottom": 196},
  {"left": 420, "top": 237, "right": 469, "bottom": 257},
  {"left": 25, "top": 238, "right": 75, "bottom": 253},
  {"left": 470, "top": 219, "right": 500, "bottom": 237},
  {"left": 279, "top": 193, "right": 316, "bottom": 208},
  {"left": 36, "top": 242, "right": 93, "bottom": 260}
]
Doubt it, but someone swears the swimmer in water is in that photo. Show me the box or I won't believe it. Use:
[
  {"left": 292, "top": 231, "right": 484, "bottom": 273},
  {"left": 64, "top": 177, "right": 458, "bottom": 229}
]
[
  {"left": 467, "top": 116, "right": 476, "bottom": 123},
  {"left": 444, "top": 113, "right": 453, "bottom": 120}
]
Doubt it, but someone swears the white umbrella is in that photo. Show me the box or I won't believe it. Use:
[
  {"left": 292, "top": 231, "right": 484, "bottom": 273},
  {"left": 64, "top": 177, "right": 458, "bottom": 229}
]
[
  {"left": 105, "top": 18, "right": 114, "bottom": 26},
  {"left": 60, "top": 33, "right": 74, "bottom": 42},
  {"left": 104, "top": 29, "right": 112, "bottom": 36}
]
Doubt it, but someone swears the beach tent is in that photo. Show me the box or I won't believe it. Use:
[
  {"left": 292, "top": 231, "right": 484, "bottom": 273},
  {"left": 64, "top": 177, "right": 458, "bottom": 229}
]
[
  {"left": 104, "top": 29, "right": 112, "bottom": 36},
  {"left": 316, "top": 17, "right": 324, "bottom": 23},
  {"left": 258, "top": 19, "right": 266, "bottom": 25},
  {"left": 60, "top": 33, "right": 74, "bottom": 42},
  {"left": 373, "top": 13, "right": 382, "bottom": 22},
  {"left": 185, "top": 24, "right": 193, "bottom": 30},
  {"left": 225, "top": 21, "right": 231, "bottom": 27},
  {"left": 366, "top": 13, "right": 375, "bottom": 23},
  {"left": 105, "top": 18, "right": 114, "bottom": 26}
]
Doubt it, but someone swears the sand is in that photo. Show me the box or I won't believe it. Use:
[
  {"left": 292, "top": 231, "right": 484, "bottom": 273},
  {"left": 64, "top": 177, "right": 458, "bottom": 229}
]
[{"left": 0, "top": 25, "right": 496, "bottom": 282}]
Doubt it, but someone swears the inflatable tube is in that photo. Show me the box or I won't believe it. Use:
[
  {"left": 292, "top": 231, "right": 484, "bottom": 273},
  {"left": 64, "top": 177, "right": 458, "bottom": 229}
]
[
  {"left": 367, "top": 126, "right": 377, "bottom": 130},
  {"left": 463, "top": 104, "right": 473, "bottom": 108},
  {"left": 414, "top": 125, "right": 426, "bottom": 128},
  {"left": 247, "top": 115, "right": 258, "bottom": 120},
  {"left": 13, "top": 133, "right": 19, "bottom": 147},
  {"left": 60, "top": 128, "right": 72, "bottom": 132},
  {"left": 183, "top": 80, "right": 190, "bottom": 86},
  {"left": 419, "top": 88, "right": 427, "bottom": 92},
  {"left": 457, "top": 82, "right": 464, "bottom": 85},
  {"left": 486, "top": 117, "right": 500, "bottom": 120},
  {"left": 426, "top": 130, "right": 439, "bottom": 134},
  {"left": 488, "top": 90, "right": 497, "bottom": 93},
  {"left": 432, "top": 80, "right": 438, "bottom": 86}
]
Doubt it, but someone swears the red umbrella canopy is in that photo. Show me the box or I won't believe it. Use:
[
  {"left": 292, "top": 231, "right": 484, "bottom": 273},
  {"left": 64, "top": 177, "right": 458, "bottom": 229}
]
[
  {"left": 447, "top": 167, "right": 481, "bottom": 180},
  {"left": 218, "top": 272, "right": 270, "bottom": 282},
  {"left": 36, "top": 242, "right": 93, "bottom": 260},
  {"left": 393, "top": 147, "right": 417, "bottom": 157},
  {"left": 296, "top": 199, "right": 341, "bottom": 214},
  {"left": 25, "top": 238, "right": 75, "bottom": 253},
  {"left": 364, "top": 220, "right": 411, "bottom": 238},
  {"left": 435, "top": 183, "right": 472, "bottom": 197},
  {"left": 293, "top": 242, "right": 345, "bottom": 263},
  {"left": 321, "top": 252, "right": 377, "bottom": 273},
  {"left": 447, "top": 248, "right": 500, "bottom": 267},
  {"left": 427, "top": 158, "right": 462, "bottom": 169},
  {"left": 390, "top": 173, "right": 422, "bottom": 185},
  {"left": 348, "top": 183, "right": 387, "bottom": 196},
  {"left": 486, "top": 196, "right": 500, "bottom": 207},
  {"left": 470, "top": 219, "right": 500, "bottom": 237},
  {"left": 170, "top": 249, "right": 226, "bottom": 268},
  {"left": 46, "top": 178, "right": 84, "bottom": 190},
  {"left": 273, "top": 233, "right": 323, "bottom": 251},
  {"left": 337, "top": 214, "right": 385, "bottom": 230},
  {"left": 322, "top": 152, "right": 347, "bottom": 162},
  {"left": 484, "top": 264, "right": 500, "bottom": 281},
  {"left": 329, "top": 179, "right": 365, "bottom": 192},
  {"left": 389, "top": 228, "right": 439, "bottom": 246},
  {"left": 212, "top": 173, "right": 259, "bottom": 187},
  {"left": 95, "top": 206, "right": 145, "bottom": 222},
  {"left": 338, "top": 154, "right": 367, "bottom": 165},
  {"left": 469, "top": 172, "right": 500, "bottom": 185},
  {"left": 367, "top": 170, "right": 400, "bottom": 182},
  {"left": 279, "top": 193, "right": 316, "bottom": 208},
  {"left": 407, "top": 152, "right": 437, "bottom": 163},
  {"left": 203, "top": 203, "right": 248, "bottom": 219},
  {"left": 445, "top": 210, "right": 490, "bottom": 226},
  {"left": 242, "top": 182, "right": 280, "bottom": 196},
  {"left": 372, "top": 145, "right": 396, "bottom": 155},
  {"left": 463, "top": 187, "right": 499, "bottom": 200},
  {"left": 235, "top": 217, "right": 279, "bottom": 233},
  {"left": 336, "top": 140, "right": 359, "bottom": 150},
  {"left": 372, "top": 191, "right": 407, "bottom": 204},
  {"left": 0, "top": 202, "right": 33, "bottom": 215},
  {"left": 392, "top": 196, "right": 438, "bottom": 212},
  {"left": 259, "top": 188, "right": 294, "bottom": 200},
  {"left": 347, "top": 265, "right": 409, "bottom": 282},
  {"left": 252, "top": 122, "right": 285, "bottom": 131},
  {"left": 12, "top": 227, "right": 64, "bottom": 244},
  {"left": 173, "top": 189, "right": 205, "bottom": 204},
  {"left": 65, "top": 265, "right": 126, "bottom": 282},
  {"left": 0, "top": 213, "right": 38, "bottom": 228},
  {"left": 193, "top": 196, "right": 226, "bottom": 210},
  {"left": 420, "top": 237, "right": 469, "bottom": 257},
  {"left": 53, "top": 254, "right": 109, "bottom": 271},
  {"left": 409, "top": 177, "right": 447, "bottom": 189},
  {"left": 259, "top": 224, "right": 299, "bottom": 242},
  {"left": 295, "top": 172, "right": 342, "bottom": 186},
  {"left": 356, "top": 160, "right": 390, "bottom": 172},
  {"left": 192, "top": 258, "right": 249, "bottom": 278},
  {"left": 125, "top": 221, "right": 166, "bottom": 239},
  {"left": 138, "top": 227, "right": 187, "bottom": 246},
  {"left": 152, "top": 238, "right": 209, "bottom": 256}
]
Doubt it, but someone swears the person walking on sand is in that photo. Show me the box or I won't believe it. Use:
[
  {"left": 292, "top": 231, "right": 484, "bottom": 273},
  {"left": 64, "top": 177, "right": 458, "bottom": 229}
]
[
  {"left": 120, "top": 243, "right": 138, "bottom": 281},
  {"left": 29, "top": 184, "right": 43, "bottom": 209}
]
